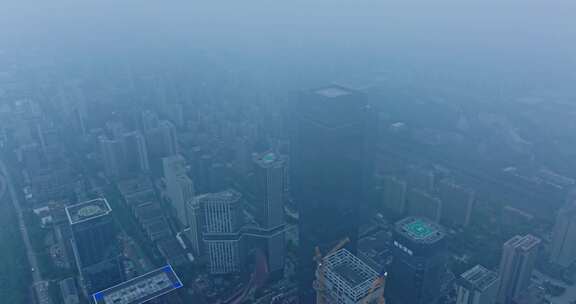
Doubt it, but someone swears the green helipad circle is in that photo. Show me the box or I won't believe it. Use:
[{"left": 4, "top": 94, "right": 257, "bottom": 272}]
[{"left": 405, "top": 219, "right": 434, "bottom": 239}]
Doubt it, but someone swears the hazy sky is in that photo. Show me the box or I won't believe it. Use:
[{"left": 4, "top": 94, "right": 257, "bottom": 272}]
[
  {"left": 3, "top": 1, "right": 574, "bottom": 46},
  {"left": 2, "top": 0, "right": 576, "bottom": 92}
]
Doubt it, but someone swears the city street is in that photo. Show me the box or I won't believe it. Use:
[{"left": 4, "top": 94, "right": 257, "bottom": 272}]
[{"left": 0, "top": 159, "right": 49, "bottom": 303}]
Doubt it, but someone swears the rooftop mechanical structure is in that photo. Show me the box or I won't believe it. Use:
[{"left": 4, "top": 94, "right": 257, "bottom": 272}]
[
  {"left": 395, "top": 217, "right": 445, "bottom": 245},
  {"left": 66, "top": 198, "right": 112, "bottom": 225},
  {"left": 92, "top": 265, "right": 183, "bottom": 304}
]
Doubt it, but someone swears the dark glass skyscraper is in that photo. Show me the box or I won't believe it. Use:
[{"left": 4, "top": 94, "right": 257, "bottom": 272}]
[
  {"left": 292, "top": 85, "right": 369, "bottom": 302},
  {"left": 386, "top": 217, "right": 448, "bottom": 304},
  {"left": 65, "top": 198, "right": 124, "bottom": 295}
]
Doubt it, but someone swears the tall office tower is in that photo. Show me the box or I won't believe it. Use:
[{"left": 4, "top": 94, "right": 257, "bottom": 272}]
[
  {"left": 550, "top": 204, "right": 576, "bottom": 268},
  {"left": 456, "top": 265, "right": 499, "bottom": 304},
  {"left": 65, "top": 199, "right": 123, "bottom": 295},
  {"left": 439, "top": 179, "right": 475, "bottom": 227},
  {"left": 382, "top": 175, "right": 408, "bottom": 217},
  {"left": 253, "top": 152, "right": 286, "bottom": 229},
  {"left": 186, "top": 197, "right": 204, "bottom": 257},
  {"left": 407, "top": 188, "right": 442, "bottom": 222},
  {"left": 292, "top": 85, "right": 369, "bottom": 302},
  {"left": 163, "top": 155, "right": 195, "bottom": 228},
  {"left": 201, "top": 189, "right": 244, "bottom": 274},
  {"left": 146, "top": 120, "right": 178, "bottom": 161},
  {"left": 386, "top": 217, "right": 448, "bottom": 304},
  {"left": 497, "top": 234, "right": 541, "bottom": 304},
  {"left": 122, "top": 131, "right": 150, "bottom": 173},
  {"left": 99, "top": 136, "right": 125, "bottom": 179},
  {"left": 252, "top": 151, "right": 287, "bottom": 276},
  {"left": 315, "top": 249, "right": 385, "bottom": 304}
]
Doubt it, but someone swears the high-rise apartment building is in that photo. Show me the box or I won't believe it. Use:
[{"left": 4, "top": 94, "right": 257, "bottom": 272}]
[
  {"left": 65, "top": 198, "right": 123, "bottom": 295},
  {"left": 292, "top": 85, "right": 369, "bottom": 302},
  {"left": 146, "top": 120, "right": 178, "bottom": 161},
  {"left": 122, "top": 131, "right": 149, "bottom": 173},
  {"left": 163, "top": 155, "right": 194, "bottom": 228},
  {"left": 386, "top": 217, "right": 447, "bottom": 304},
  {"left": 456, "top": 265, "right": 499, "bottom": 304},
  {"left": 186, "top": 196, "right": 204, "bottom": 257},
  {"left": 550, "top": 204, "right": 576, "bottom": 268},
  {"left": 497, "top": 234, "right": 541, "bottom": 304},
  {"left": 99, "top": 131, "right": 149, "bottom": 179},
  {"left": 99, "top": 136, "right": 125, "bottom": 179}
]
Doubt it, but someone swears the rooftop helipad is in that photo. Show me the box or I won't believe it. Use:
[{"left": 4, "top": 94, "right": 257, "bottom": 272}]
[{"left": 396, "top": 217, "right": 445, "bottom": 244}]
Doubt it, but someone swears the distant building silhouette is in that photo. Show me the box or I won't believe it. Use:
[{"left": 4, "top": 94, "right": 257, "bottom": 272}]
[
  {"left": 382, "top": 175, "right": 407, "bottom": 217},
  {"left": 145, "top": 120, "right": 178, "bottom": 161},
  {"left": 99, "top": 131, "right": 149, "bottom": 179},
  {"left": 406, "top": 188, "right": 442, "bottom": 222},
  {"left": 122, "top": 131, "right": 149, "bottom": 173},
  {"left": 407, "top": 165, "right": 435, "bottom": 192},
  {"left": 99, "top": 136, "right": 125, "bottom": 178},
  {"left": 550, "top": 204, "right": 576, "bottom": 268},
  {"left": 439, "top": 180, "right": 475, "bottom": 227}
]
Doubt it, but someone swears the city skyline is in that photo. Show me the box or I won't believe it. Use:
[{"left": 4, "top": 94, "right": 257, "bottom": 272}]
[{"left": 1, "top": 2, "right": 576, "bottom": 303}]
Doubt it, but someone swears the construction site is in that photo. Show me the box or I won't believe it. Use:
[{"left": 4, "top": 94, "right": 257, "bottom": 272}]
[{"left": 314, "top": 240, "right": 385, "bottom": 304}]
